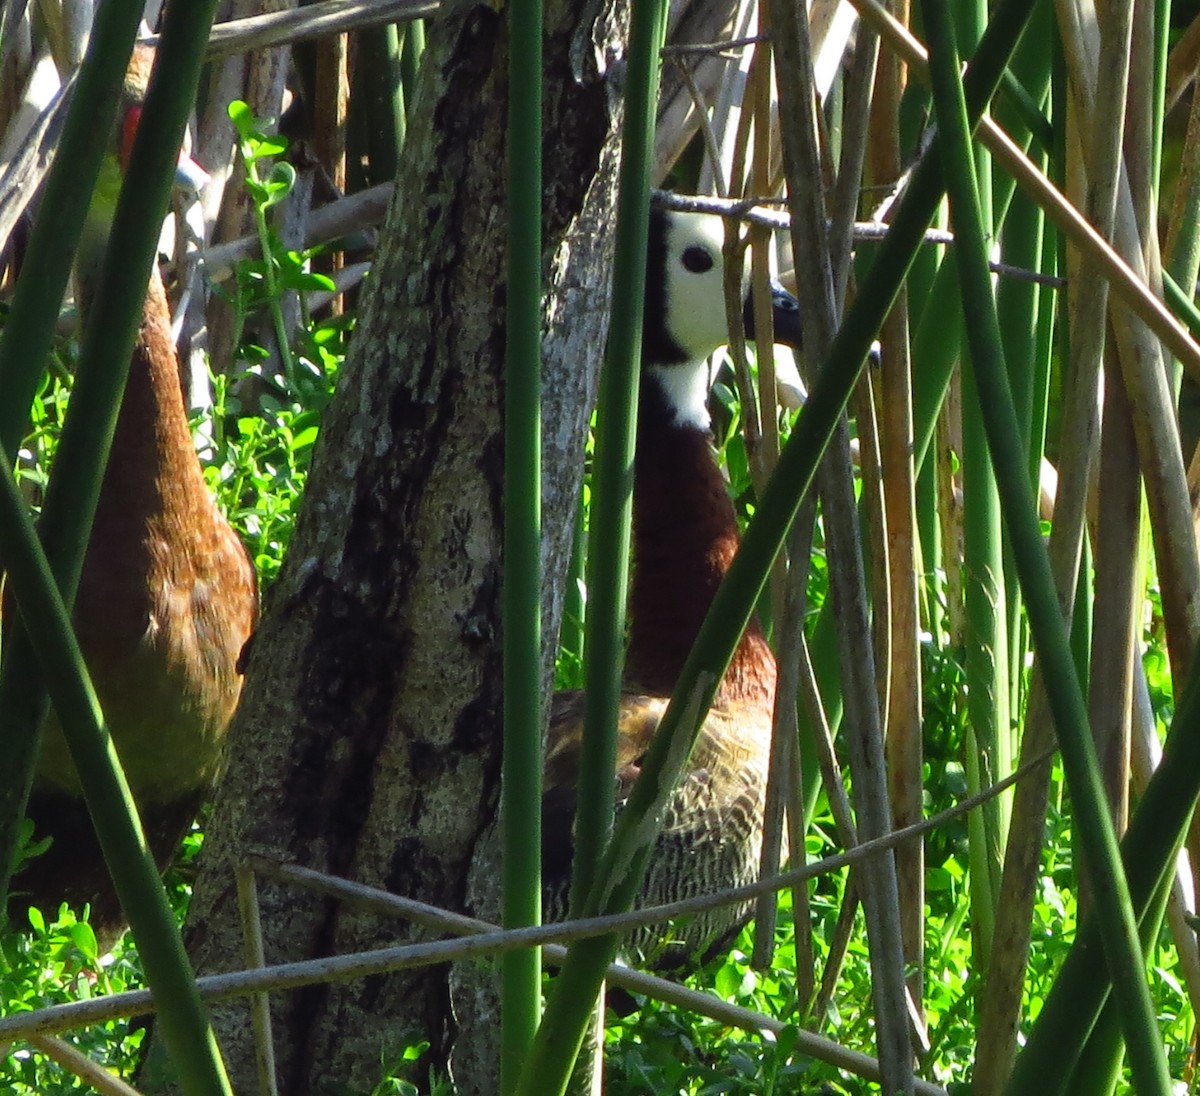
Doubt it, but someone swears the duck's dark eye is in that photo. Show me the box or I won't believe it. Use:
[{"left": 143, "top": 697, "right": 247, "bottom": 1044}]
[{"left": 681, "top": 245, "right": 714, "bottom": 274}]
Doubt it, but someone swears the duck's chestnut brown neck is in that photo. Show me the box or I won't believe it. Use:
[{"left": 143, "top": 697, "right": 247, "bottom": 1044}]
[{"left": 625, "top": 369, "right": 776, "bottom": 708}]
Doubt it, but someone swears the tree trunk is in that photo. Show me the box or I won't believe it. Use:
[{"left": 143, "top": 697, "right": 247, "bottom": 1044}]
[{"left": 140, "top": 0, "right": 626, "bottom": 1090}]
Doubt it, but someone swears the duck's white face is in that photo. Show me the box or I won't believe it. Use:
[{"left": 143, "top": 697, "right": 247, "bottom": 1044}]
[
  {"left": 643, "top": 209, "right": 805, "bottom": 430},
  {"left": 660, "top": 212, "right": 742, "bottom": 363},
  {"left": 641, "top": 212, "right": 745, "bottom": 430}
]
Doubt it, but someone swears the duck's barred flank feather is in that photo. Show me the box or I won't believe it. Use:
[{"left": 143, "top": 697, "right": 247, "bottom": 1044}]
[
  {"left": 544, "top": 692, "right": 774, "bottom": 970},
  {"left": 541, "top": 209, "right": 803, "bottom": 984}
]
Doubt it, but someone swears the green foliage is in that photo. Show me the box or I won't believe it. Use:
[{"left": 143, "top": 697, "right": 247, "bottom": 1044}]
[
  {"left": 0, "top": 906, "right": 145, "bottom": 1093},
  {"left": 200, "top": 363, "right": 333, "bottom": 587},
  {"left": 367, "top": 1039, "right": 458, "bottom": 1096},
  {"left": 605, "top": 1000, "right": 816, "bottom": 1096},
  {"left": 224, "top": 99, "right": 337, "bottom": 388},
  {"left": 313, "top": 1037, "right": 459, "bottom": 1096},
  {"left": 206, "top": 106, "right": 345, "bottom": 586}
]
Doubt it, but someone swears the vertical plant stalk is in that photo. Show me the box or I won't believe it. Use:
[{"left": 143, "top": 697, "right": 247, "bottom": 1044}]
[
  {"left": 1129, "top": 660, "right": 1200, "bottom": 1027},
  {"left": 986, "top": 83, "right": 1055, "bottom": 1059},
  {"left": 802, "top": 602, "right": 865, "bottom": 1015},
  {"left": 312, "top": 33, "right": 349, "bottom": 310},
  {"left": 566, "top": 0, "right": 664, "bottom": 924},
  {"left": 1076, "top": 0, "right": 1172, "bottom": 1082},
  {"left": 722, "top": 49, "right": 765, "bottom": 469},
  {"left": 814, "top": 5, "right": 888, "bottom": 1015},
  {"left": 1152, "top": 6, "right": 1200, "bottom": 1027},
  {"left": 959, "top": 392, "right": 1008, "bottom": 962},
  {"left": 1167, "top": 15, "right": 1200, "bottom": 459},
  {"left": 994, "top": 19, "right": 1052, "bottom": 717},
  {"left": 1079, "top": 0, "right": 1136, "bottom": 847},
  {"left": 1087, "top": 346, "right": 1139, "bottom": 834},
  {"left": 955, "top": 0, "right": 1011, "bottom": 970},
  {"left": 760, "top": 516, "right": 817, "bottom": 1007},
  {"left": 1165, "top": 32, "right": 1200, "bottom": 311},
  {"left": 501, "top": 0, "right": 544, "bottom": 1086},
  {"left": 353, "top": 24, "right": 405, "bottom": 181},
  {"left": 1073, "top": 589, "right": 1144, "bottom": 1074},
  {"left": 400, "top": 17, "right": 427, "bottom": 110},
  {"left": 558, "top": 492, "right": 588, "bottom": 674},
  {"left": 768, "top": 0, "right": 913, "bottom": 1087},
  {"left": 858, "top": 0, "right": 928, "bottom": 1021},
  {"left": 978, "top": 24, "right": 1071, "bottom": 1094},
  {"left": 921, "top": 3, "right": 1172, "bottom": 1092},
  {"left": 241, "top": 146, "right": 299, "bottom": 385},
  {"left": 1091, "top": 114, "right": 1200, "bottom": 690},
  {"left": 234, "top": 865, "right": 279, "bottom": 1096},
  {"left": 973, "top": 0, "right": 1131, "bottom": 1081},
  {"left": 1068, "top": 0, "right": 1200, "bottom": 974},
  {"left": 535, "top": 0, "right": 668, "bottom": 1089},
  {"left": 748, "top": 21, "right": 787, "bottom": 971}
]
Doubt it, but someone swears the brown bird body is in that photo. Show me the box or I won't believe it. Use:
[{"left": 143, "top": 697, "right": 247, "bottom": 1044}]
[
  {"left": 542, "top": 210, "right": 801, "bottom": 974},
  {"left": 9, "top": 53, "right": 256, "bottom": 944}
]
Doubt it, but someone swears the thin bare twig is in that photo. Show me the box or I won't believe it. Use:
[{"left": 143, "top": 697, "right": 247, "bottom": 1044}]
[
  {"left": 769, "top": 0, "right": 911, "bottom": 1084},
  {"left": 660, "top": 34, "right": 768, "bottom": 57},
  {"left": 672, "top": 58, "right": 728, "bottom": 196},
  {"left": 254, "top": 864, "right": 951, "bottom": 1096},
  {"left": 141, "top": 0, "right": 439, "bottom": 62},
  {"left": 202, "top": 182, "right": 392, "bottom": 282},
  {"left": 24, "top": 1034, "right": 145, "bottom": 1096},
  {"left": 651, "top": 191, "right": 1065, "bottom": 286}
]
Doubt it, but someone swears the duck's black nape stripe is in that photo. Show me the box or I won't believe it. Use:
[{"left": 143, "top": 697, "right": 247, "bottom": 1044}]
[{"left": 641, "top": 208, "right": 691, "bottom": 366}]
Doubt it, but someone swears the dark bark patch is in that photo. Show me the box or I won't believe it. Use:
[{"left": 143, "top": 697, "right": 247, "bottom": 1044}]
[
  {"left": 386, "top": 835, "right": 451, "bottom": 895},
  {"left": 453, "top": 691, "right": 501, "bottom": 756}
]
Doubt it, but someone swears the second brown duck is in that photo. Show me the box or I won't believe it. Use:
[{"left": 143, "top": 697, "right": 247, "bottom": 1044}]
[{"left": 8, "top": 48, "right": 257, "bottom": 946}]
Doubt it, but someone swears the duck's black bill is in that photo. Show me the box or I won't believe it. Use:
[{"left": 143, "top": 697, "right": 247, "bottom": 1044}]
[{"left": 743, "top": 280, "right": 804, "bottom": 351}]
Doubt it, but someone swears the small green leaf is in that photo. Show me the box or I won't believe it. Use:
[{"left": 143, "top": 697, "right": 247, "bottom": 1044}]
[
  {"left": 282, "top": 268, "right": 337, "bottom": 294},
  {"left": 69, "top": 920, "right": 98, "bottom": 960},
  {"left": 256, "top": 135, "right": 289, "bottom": 158},
  {"left": 227, "top": 99, "right": 253, "bottom": 136},
  {"left": 262, "top": 163, "right": 297, "bottom": 208}
]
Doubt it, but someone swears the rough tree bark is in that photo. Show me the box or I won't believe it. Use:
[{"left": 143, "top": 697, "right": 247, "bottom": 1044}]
[{"left": 140, "top": 0, "right": 628, "bottom": 1090}]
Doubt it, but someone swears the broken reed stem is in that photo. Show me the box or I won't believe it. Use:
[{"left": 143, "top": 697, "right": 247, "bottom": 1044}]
[{"left": 235, "top": 863, "right": 279, "bottom": 1096}]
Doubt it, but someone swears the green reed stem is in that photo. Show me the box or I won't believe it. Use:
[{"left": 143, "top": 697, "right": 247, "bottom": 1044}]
[{"left": 501, "top": 0, "right": 545, "bottom": 1087}]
